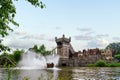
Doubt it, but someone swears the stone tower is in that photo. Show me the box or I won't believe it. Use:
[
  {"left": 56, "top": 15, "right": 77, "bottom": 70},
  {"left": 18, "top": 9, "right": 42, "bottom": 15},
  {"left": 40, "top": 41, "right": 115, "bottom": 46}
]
[
  {"left": 105, "top": 48, "right": 113, "bottom": 60},
  {"left": 55, "top": 35, "right": 74, "bottom": 58}
]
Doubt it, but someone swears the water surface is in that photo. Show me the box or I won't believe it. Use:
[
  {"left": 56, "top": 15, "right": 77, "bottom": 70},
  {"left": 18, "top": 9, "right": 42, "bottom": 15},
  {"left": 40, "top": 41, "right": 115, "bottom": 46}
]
[{"left": 0, "top": 67, "right": 120, "bottom": 80}]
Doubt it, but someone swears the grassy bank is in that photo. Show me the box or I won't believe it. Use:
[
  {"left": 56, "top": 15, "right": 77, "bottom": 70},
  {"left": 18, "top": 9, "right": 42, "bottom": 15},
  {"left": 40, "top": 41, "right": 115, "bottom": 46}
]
[{"left": 87, "top": 60, "right": 120, "bottom": 67}]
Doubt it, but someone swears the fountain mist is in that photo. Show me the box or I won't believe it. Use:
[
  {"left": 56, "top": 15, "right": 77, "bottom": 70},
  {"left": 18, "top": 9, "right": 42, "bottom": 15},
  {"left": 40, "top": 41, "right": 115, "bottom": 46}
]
[{"left": 18, "top": 51, "right": 59, "bottom": 69}]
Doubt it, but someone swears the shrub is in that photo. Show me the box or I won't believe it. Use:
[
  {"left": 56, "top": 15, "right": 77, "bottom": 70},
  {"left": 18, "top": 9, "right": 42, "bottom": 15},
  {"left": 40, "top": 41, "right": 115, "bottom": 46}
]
[
  {"left": 107, "top": 63, "right": 117, "bottom": 67},
  {"left": 87, "top": 64, "right": 94, "bottom": 67},
  {"left": 95, "top": 60, "right": 106, "bottom": 67},
  {"left": 114, "top": 54, "right": 120, "bottom": 62}
]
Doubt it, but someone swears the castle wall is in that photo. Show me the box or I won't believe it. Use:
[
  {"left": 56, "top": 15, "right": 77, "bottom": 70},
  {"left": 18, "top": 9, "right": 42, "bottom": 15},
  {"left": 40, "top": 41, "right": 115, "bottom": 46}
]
[{"left": 59, "top": 53, "right": 113, "bottom": 67}]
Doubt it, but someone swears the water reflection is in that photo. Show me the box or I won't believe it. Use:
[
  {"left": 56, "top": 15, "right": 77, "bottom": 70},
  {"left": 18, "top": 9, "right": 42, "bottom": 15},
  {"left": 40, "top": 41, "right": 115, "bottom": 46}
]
[
  {"left": 0, "top": 67, "right": 120, "bottom": 80},
  {"left": 18, "top": 69, "right": 47, "bottom": 80},
  {"left": 72, "top": 67, "right": 120, "bottom": 80},
  {"left": 0, "top": 68, "right": 59, "bottom": 80},
  {"left": 15, "top": 69, "right": 59, "bottom": 80}
]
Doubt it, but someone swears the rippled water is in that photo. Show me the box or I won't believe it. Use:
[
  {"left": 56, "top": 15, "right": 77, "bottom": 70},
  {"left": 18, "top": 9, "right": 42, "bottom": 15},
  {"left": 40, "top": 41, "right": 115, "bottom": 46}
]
[{"left": 0, "top": 67, "right": 120, "bottom": 80}]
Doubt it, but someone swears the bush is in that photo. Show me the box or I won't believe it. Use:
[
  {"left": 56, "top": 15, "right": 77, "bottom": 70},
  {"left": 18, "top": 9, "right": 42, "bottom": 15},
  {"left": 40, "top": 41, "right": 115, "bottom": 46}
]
[
  {"left": 95, "top": 60, "right": 106, "bottom": 67},
  {"left": 106, "top": 62, "right": 120, "bottom": 67},
  {"left": 87, "top": 64, "right": 94, "bottom": 67},
  {"left": 12, "top": 50, "right": 24, "bottom": 63},
  {"left": 114, "top": 54, "right": 120, "bottom": 62},
  {"left": 107, "top": 63, "right": 117, "bottom": 67}
]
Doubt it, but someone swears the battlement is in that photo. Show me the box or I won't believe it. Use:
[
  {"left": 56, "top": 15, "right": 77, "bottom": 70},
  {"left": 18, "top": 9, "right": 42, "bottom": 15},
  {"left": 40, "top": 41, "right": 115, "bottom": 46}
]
[{"left": 55, "top": 35, "right": 71, "bottom": 43}]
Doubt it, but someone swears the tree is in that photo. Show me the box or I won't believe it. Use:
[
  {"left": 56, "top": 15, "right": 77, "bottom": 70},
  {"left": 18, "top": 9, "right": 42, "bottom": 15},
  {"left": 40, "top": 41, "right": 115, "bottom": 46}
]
[
  {"left": 0, "top": 0, "right": 45, "bottom": 52},
  {"left": 38, "top": 44, "right": 46, "bottom": 55},
  {"left": 106, "top": 42, "right": 120, "bottom": 56},
  {"left": 0, "top": 39, "right": 10, "bottom": 53},
  {"left": 31, "top": 44, "right": 51, "bottom": 56},
  {"left": 12, "top": 49, "right": 24, "bottom": 63},
  {"left": 114, "top": 54, "right": 120, "bottom": 62}
]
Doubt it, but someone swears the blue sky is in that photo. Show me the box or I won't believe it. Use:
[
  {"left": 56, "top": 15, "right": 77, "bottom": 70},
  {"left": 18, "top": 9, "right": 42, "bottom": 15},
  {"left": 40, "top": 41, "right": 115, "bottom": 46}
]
[{"left": 3, "top": 0, "right": 120, "bottom": 51}]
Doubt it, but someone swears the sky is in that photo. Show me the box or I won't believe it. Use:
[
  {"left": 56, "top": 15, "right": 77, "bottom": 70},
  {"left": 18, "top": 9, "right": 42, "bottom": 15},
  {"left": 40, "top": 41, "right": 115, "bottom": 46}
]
[{"left": 2, "top": 0, "right": 120, "bottom": 51}]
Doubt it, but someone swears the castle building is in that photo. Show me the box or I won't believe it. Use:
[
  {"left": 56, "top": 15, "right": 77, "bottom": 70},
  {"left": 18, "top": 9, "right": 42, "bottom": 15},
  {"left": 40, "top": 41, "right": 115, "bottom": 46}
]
[
  {"left": 55, "top": 35, "right": 114, "bottom": 67},
  {"left": 55, "top": 35, "right": 75, "bottom": 66},
  {"left": 55, "top": 35, "right": 75, "bottom": 59}
]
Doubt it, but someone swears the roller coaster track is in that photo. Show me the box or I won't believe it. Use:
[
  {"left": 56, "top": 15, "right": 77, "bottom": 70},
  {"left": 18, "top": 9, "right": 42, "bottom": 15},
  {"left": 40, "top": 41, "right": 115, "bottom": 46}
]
[
  {"left": 69, "top": 44, "right": 75, "bottom": 54},
  {"left": 50, "top": 47, "right": 57, "bottom": 54},
  {"left": 0, "top": 56, "right": 17, "bottom": 67}
]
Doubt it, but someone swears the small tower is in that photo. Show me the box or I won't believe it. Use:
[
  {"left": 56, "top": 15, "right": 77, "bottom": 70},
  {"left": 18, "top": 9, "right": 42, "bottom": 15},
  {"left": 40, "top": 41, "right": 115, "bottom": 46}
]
[
  {"left": 105, "top": 48, "right": 113, "bottom": 60},
  {"left": 55, "top": 35, "right": 72, "bottom": 58}
]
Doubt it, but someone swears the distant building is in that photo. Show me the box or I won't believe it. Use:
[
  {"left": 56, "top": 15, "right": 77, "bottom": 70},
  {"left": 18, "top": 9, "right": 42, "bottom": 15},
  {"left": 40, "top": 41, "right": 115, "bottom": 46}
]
[{"left": 55, "top": 35, "right": 114, "bottom": 67}]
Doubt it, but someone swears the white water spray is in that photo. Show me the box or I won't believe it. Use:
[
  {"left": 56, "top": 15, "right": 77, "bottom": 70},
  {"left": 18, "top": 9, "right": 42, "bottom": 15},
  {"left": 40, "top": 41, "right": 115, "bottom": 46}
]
[
  {"left": 18, "top": 51, "right": 59, "bottom": 69},
  {"left": 45, "top": 54, "right": 59, "bottom": 67}
]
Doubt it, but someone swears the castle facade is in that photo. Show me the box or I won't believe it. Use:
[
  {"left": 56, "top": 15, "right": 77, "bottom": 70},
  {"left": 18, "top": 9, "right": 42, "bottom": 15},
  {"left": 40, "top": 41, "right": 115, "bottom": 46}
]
[{"left": 55, "top": 35, "right": 114, "bottom": 67}]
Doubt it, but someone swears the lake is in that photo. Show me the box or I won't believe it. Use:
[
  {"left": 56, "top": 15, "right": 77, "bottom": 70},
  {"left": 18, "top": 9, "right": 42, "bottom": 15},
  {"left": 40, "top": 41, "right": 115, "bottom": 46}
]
[{"left": 0, "top": 67, "right": 120, "bottom": 80}]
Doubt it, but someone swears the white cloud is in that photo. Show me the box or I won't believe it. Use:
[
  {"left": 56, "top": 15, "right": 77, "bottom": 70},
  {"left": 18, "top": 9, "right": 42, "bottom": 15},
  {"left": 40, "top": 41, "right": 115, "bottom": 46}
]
[
  {"left": 54, "top": 27, "right": 61, "bottom": 30},
  {"left": 87, "top": 38, "right": 109, "bottom": 48},
  {"left": 75, "top": 27, "right": 94, "bottom": 40},
  {"left": 76, "top": 27, "right": 92, "bottom": 32},
  {"left": 74, "top": 33, "right": 109, "bottom": 49},
  {"left": 74, "top": 35, "right": 93, "bottom": 40},
  {"left": 113, "top": 37, "right": 120, "bottom": 41},
  {"left": 48, "top": 38, "right": 55, "bottom": 42},
  {"left": 13, "top": 30, "right": 46, "bottom": 40},
  {"left": 1, "top": 28, "right": 111, "bottom": 51},
  {"left": 20, "top": 34, "right": 45, "bottom": 40},
  {"left": 14, "top": 30, "right": 27, "bottom": 36},
  {"left": 96, "top": 34, "right": 109, "bottom": 38},
  {"left": 74, "top": 28, "right": 110, "bottom": 49},
  {"left": 3, "top": 37, "right": 41, "bottom": 49},
  {"left": 2, "top": 30, "right": 47, "bottom": 50}
]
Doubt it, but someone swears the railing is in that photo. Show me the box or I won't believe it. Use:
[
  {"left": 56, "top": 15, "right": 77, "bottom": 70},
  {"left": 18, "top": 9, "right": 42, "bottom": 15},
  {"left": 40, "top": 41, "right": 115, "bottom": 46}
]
[
  {"left": 69, "top": 44, "right": 75, "bottom": 54},
  {"left": 50, "top": 47, "right": 57, "bottom": 54}
]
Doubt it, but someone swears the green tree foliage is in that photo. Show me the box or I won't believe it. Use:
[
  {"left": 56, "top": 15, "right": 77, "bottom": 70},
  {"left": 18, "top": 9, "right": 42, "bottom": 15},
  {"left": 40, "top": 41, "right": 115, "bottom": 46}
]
[
  {"left": 0, "top": 39, "right": 10, "bottom": 53},
  {"left": 0, "top": 0, "right": 45, "bottom": 52},
  {"left": 114, "top": 54, "right": 120, "bottom": 62},
  {"left": 38, "top": 44, "right": 46, "bottom": 55},
  {"left": 32, "top": 45, "right": 38, "bottom": 51},
  {"left": 0, "top": 0, "right": 17, "bottom": 37},
  {"left": 95, "top": 60, "right": 106, "bottom": 67},
  {"left": 31, "top": 44, "right": 51, "bottom": 55},
  {"left": 106, "top": 62, "right": 120, "bottom": 67},
  {"left": 0, "top": 0, "right": 44, "bottom": 37},
  {"left": 106, "top": 42, "right": 120, "bottom": 55},
  {"left": 11, "top": 49, "right": 24, "bottom": 62}
]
